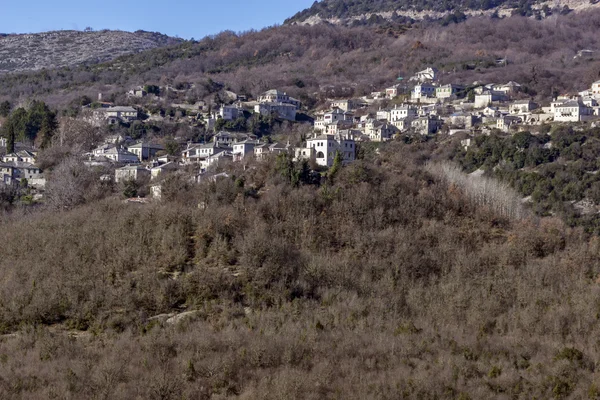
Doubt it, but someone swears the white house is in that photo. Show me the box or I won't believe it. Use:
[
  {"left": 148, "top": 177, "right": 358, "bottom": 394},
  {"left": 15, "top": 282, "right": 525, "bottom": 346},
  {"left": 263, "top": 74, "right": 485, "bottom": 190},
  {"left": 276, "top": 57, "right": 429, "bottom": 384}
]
[
  {"left": 390, "top": 104, "right": 418, "bottom": 121},
  {"left": 181, "top": 142, "right": 231, "bottom": 164},
  {"left": 0, "top": 161, "right": 42, "bottom": 185},
  {"left": 314, "top": 108, "right": 353, "bottom": 131},
  {"left": 2, "top": 150, "right": 36, "bottom": 164},
  {"left": 232, "top": 140, "right": 258, "bottom": 162},
  {"left": 410, "top": 67, "right": 438, "bottom": 82},
  {"left": 554, "top": 100, "right": 593, "bottom": 122},
  {"left": 592, "top": 80, "right": 600, "bottom": 96},
  {"left": 218, "top": 104, "right": 244, "bottom": 121},
  {"left": 305, "top": 134, "right": 356, "bottom": 167},
  {"left": 200, "top": 152, "right": 233, "bottom": 171}
]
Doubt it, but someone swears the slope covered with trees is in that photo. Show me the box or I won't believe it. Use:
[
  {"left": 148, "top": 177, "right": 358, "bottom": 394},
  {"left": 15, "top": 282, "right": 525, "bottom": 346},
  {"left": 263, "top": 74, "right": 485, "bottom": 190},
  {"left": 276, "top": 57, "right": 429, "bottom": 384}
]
[
  {"left": 0, "top": 143, "right": 599, "bottom": 398},
  {"left": 1, "top": 10, "right": 599, "bottom": 110}
]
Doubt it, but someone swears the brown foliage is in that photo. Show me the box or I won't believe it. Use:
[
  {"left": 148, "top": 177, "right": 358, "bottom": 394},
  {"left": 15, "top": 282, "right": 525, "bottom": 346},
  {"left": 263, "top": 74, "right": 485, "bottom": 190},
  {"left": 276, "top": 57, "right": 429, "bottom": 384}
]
[{"left": 0, "top": 143, "right": 598, "bottom": 398}]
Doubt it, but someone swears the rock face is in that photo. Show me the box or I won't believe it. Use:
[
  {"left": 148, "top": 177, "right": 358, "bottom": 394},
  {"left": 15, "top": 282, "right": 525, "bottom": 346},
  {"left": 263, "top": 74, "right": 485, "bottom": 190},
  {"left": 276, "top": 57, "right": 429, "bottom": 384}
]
[
  {"left": 286, "top": 0, "right": 600, "bottom": 26},
  {"left": 0, "top": 30, "right": 182, "bottom": 74}
]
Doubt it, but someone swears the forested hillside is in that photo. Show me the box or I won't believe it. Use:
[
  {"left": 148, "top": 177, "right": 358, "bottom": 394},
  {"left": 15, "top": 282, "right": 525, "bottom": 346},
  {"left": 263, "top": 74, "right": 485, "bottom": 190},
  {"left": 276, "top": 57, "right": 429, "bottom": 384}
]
[
  {"left": 1, "top": 9, "right": 600, "bottom": 109},
  {"left": 1, "top": 143, "right": 599, "bottom": 398}
]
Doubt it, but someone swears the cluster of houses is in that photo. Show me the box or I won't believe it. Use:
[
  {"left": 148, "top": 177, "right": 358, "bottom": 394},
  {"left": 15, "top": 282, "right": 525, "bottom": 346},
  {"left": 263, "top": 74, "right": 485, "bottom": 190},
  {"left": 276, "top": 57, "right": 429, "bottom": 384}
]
[
  {"left": 312, "top": 68, "right": 600, "bottom": 142},
  {"left": 202, "top": 89, "right": 302, "bottom": 129},
  {"left": 2, "top": 67, "right": 600, "bottom": 200}
]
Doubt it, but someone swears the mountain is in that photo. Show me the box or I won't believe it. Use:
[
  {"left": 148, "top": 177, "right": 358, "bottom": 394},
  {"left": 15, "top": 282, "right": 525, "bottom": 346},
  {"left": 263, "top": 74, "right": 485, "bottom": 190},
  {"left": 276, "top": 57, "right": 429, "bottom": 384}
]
[
  {"left": 286, "top": 0, "right": 600, "bottom": 25},
  {"left": 1, "top": 8, "right": 599, "bottom": 109},
  {"left": 0, "top": 30, "right": 183, "bottom": 74}
]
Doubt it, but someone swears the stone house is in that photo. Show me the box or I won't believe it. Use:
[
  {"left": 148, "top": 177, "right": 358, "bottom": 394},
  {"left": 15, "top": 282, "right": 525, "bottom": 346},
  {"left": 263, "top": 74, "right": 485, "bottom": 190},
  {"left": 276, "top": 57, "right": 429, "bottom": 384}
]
[
  {"left": 254, "top": 102, "right": 297, "bottom": 121},
  {"left": 127, "top": 142, "right": 165, "bottom": 161},
  {"left": 435, "top": 84, "right": 465, "bottom": 100},
  {"left": 217, "top": 104, "right": 245, "bottom": 121},
  {"left": 103, "top": 147, "right": 139, "bottom": 163},
  {"left": 105, "top": 106, "right": 138, "bottom": 122},
  {"left": 258, "top": 90, "right": 301, "bottom": 109},
  {"left": 115, "top": 165, "right": 150, "bottom": 183},
  {"left": 305, "top": 134, "right": 356, "bottom": 167},
  {"left": 497, "top": 115, "right": 522, "bottom": 132},
  {"left": 150, "top": 162, "right": 179, "bottom": 180},
  {"left": 390, "top": 105, "right": 418, "bottom": 122},
  {"left": 364, "top": 120, "right": 398, "bottom": 142},
  {"left": 411, "top": 116, "right": 443, "bottom": 135},
  {"left": 314, "top": 108, "right": 354, "bottom": 131},
  {"left": 181, "top": 142, "right": 231, "bottom": 165},
  {"left": 474, "top": 91, "right": 508, "bottom": 108},
  {"left": 232, "top": 140, "right": 258, "bottom": 162},
  {"left": 509, "top": 100, "right": 538, "bottom": 114},
  {"left": 553, "top": 100, "right": 594, "bottom": 122}
]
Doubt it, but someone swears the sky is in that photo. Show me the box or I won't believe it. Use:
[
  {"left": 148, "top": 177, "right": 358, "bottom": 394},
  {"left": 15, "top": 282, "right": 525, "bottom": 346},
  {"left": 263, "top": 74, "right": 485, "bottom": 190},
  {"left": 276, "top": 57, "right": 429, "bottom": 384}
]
[{"left": 1, "top": 0, "right": 317, "bottom": 39}]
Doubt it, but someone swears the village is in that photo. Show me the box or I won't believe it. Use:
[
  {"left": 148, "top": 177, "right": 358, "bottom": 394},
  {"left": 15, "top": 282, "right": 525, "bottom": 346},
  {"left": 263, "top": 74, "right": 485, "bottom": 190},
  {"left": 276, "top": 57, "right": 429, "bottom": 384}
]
[{"left": 1, "top": 66, "right": 600, "bottom": 200}]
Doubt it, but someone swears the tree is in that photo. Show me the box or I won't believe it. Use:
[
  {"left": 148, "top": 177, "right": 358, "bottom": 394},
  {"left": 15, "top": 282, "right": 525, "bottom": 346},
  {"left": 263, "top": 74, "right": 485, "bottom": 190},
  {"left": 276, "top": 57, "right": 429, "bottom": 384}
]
[
  {"left": 35, "top": 114, "right": 58, "bottom": 149},
  {"left": 4, "top": 122, "right": 15, "bottom": 154},
  {"left": 164, "top": 137, "right": 180, "bottom": 156},
  {"left": 0, "top": 101, "right": 11, "bottom": 118},
  {"left": 45, "top": 157, "right": 106, "bottom": 210},
  {"left": 328, "top": 151, "right": 343, "bottom": 183}
]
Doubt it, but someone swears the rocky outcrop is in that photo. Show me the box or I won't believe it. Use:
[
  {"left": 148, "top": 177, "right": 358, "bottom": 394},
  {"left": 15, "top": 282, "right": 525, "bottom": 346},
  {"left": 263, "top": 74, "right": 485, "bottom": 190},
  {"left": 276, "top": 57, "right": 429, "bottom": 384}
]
[{"left": 0, "top": 30, "right": 182, "bottom": 74}]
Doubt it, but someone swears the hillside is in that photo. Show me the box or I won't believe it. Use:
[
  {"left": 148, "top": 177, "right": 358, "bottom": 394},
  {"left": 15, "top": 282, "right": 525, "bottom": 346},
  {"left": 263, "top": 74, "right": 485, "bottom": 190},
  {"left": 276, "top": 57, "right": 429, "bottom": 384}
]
[
  {"left": 0, "top": 30, "right": 182, "bottom": 74},
  {"left": 287, "top": 0, "right": 600, "bottom": 25},
  {"left": 0, "top": 10, "right": 599, "bottom": 109},
  {"left": 1, "top": 143, "right": 599, "bottom": 398}
]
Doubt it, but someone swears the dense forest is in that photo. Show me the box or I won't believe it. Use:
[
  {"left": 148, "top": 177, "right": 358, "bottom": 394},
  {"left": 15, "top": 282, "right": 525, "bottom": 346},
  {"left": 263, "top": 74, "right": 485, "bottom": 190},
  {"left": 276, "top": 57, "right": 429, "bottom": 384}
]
[
  {"left": 1, "top": 142, "right": 600, "bottom": 398},
  {"left": 451, "top": 125, "right": 600, "bottom": 234},
  {"left": 1, "top": 9, "right": 600, "bottom": 110}
]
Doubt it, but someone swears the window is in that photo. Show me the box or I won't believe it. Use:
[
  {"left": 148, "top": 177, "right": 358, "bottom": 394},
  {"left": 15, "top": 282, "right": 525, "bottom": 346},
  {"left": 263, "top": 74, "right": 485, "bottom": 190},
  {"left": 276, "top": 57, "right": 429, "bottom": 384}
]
[{"left": 316, "top": 151, "right": 325, "bottom": 158}]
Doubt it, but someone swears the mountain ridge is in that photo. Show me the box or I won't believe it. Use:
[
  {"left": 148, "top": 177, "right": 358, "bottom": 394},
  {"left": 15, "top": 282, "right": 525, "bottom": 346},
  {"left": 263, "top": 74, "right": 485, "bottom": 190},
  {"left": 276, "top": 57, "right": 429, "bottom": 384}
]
[
  {"left": 287, "top": 0, "right": 600, "bottom": 25},
  {"left": 0, "top": 29, "right": 183, "bottom": 74}
]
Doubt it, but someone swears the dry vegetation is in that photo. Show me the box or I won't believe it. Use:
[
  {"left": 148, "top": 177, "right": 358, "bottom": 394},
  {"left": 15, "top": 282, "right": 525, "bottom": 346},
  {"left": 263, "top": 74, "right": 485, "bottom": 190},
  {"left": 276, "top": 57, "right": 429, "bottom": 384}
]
[
  {"left": 2, "top": 10, "right": 600, "bottom": 108},
  {"left": 0, "top": 142, "right": 598, "bottom": 398}
]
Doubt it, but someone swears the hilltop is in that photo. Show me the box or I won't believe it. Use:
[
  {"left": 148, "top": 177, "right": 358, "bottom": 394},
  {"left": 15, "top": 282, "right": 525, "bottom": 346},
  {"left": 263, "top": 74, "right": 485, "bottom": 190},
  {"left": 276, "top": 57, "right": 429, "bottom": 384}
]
[
  {"left": 0, "top": 30, "right": 182, "bottom": 74},
  {"left": 287, "top": 0, "right": 600, "bottom": 25}
]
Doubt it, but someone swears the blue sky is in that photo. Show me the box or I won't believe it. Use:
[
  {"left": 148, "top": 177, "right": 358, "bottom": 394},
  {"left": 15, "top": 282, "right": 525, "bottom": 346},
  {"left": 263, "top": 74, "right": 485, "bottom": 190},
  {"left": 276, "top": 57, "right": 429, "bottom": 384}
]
[{"left": 1, "top": 0, "right": 317, "bottom": 39}]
